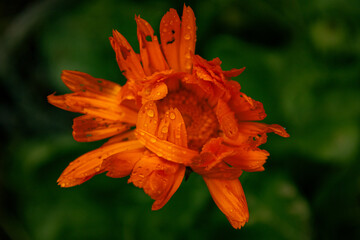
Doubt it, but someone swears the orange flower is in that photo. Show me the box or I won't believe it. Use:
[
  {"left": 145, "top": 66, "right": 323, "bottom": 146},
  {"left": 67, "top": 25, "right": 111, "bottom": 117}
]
[{"left": 48, "top": 5, "right": 289, "bottom": 228}]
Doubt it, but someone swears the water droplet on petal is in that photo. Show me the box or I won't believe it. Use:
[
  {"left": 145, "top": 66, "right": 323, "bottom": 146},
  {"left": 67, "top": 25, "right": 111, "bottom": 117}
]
[
  {"left": 184, "top": 34, "right": 191, "bottom": 40},
  {"left": 150, "top": 138, "right": 157, "bottom": 143},
  {"left": 169, "top": 112, "right": 176, "bottom": 120},
  {"left": 185, "top": 52, "right": 191, "bottom": 59},
  {"left": 161, "top": 127, "right": 168, "bottom": 133},
  {"left": 147, "top": 109, "right": 154, "bottom": 117},
  {"left": 95, "top": 167, "right": 100, "bottom": 172}
]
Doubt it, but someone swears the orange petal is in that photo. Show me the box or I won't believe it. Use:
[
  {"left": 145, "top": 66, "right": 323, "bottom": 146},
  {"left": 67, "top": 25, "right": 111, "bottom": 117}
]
[
  {"left": 110, "top": 30, "right": 146, "bottom": 82},
  {"left": 102, "top": 148, "right": 145, "bottom": 178},
  {"left": 223, "top": 67, "right": 246, "bottom": 79},
  {"left": 102, "top": 130, "right": 137, "bottom": 146},
  {"left": 195, "top": 138, "right": 235, "bottom": 170},
  {"left": 224, "top": 148, "right": 269, "bottom": 172},
  {"left": 135, "top": 16, "right": 169, "bottom": 75},
  {"left": 163, "top": 108, "right": 188, "bottom": 148},
  {"left": 57, "top": 140, "right": 143, "bottom": 187},
  {"left": 128, "top": 153, "right": 185, "bottom": 210},
  {"left": 136, "top": 101, "right": 159, "bottom": 135},
  {"left": 191, "top": 138, "right": 243, "bottom": 179},
  {"left": 229, "top": 92, "right": 267, "bottom": 121},
  {"left": 216, "top": 99, "right": 238, "bottom": 139},
  {"left": 72, "top": 115, "right": 130, "bottom": 142},
  {"left": 48, "top": 92, "right": 138, "bottom": 124},
  {"left": 61, "top": 70, "right": 121, "bottom": 96},
  {"left": 179, "top": 5, "right": 196, "bottom": 72},
  {"left": 135, "top": 129, "right": 197, "bottom": 165},
  {"left": 160, "top": 8, "right": 181, "bottom": 71},
  {"left": 140, "top": 82, "right": 168, "bottom": 102},
  {"left": 203, "top": 177, "right": 249, "bottom": 229},
  {"left": 224, "top": 122, "right": 290, "bottom": 147}
]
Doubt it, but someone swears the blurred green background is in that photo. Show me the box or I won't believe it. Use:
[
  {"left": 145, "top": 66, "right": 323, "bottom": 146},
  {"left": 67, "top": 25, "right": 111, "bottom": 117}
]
[{"left": 1, "top": 0, "right": 359, "bottom": 239}]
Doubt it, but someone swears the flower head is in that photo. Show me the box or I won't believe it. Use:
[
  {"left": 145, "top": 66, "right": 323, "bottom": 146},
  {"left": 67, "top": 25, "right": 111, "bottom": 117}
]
[{"left": 48, "top": 5, "right": 289, "bottom": 229}]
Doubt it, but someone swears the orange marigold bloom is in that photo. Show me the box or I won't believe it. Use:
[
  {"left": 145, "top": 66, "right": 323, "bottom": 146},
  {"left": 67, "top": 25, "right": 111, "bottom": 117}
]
[{"left": 48, "top": 5, "right": 289, "bottom": 229}]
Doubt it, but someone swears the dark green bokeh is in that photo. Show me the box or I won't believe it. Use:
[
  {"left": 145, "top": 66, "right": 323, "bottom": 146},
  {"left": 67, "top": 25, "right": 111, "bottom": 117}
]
[{"left": 1, "top": 0, "right": 359, "bottom": 239}]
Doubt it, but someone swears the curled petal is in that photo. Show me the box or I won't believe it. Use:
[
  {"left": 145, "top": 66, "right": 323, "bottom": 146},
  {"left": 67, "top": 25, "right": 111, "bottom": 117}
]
[
  {"left": 128, "top": 153, "right": 185, "bottom": 210},
  {"left": 224, "top": 122, "right": 290, "bottom": 147},
  {"left": 57, "top": 140, "right": 144, "bottom": 187},
  {"left": 203, "top": 177, "right": 249, "bottom": 229},
  {"left": 191, "top": 138, "right": 242, "bottom": 179},
  {"left": 224, "top": 148, "right": 269, "bottom": 172},
  {"left": 140, "top": 82, "right": 168, "bottom": 102},
  {"left": 229, "top": 92, "right": 267, "bottom": 121}
]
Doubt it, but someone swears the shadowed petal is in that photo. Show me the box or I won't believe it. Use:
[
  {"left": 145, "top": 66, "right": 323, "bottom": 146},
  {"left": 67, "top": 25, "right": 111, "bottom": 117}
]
[
  {"left": 128, "top": 153, "right": 185, "bottom": 210},
  {"left": 203, "top": 177, "right": 249, "bottom": 229},
  {"left": 102, "top": 148, "right": 145, "bottom": 178},
  {"left": 48, "top": 92, "right": 138, "bottom": 124},
  {"left": 58, "top": 140, "right": 143, "bottom": 187},
  {"left": 72, "top": 115, "right": 130, "bottom": 142},
  {"left": 61, "top": 70, "right": 121, "bottom": 96}
]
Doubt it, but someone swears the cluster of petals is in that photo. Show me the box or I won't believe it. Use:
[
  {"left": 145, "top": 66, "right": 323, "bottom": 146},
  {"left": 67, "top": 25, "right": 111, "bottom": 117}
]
[{"left": 48, "top": 5, "right": 289, "bottom": 229}]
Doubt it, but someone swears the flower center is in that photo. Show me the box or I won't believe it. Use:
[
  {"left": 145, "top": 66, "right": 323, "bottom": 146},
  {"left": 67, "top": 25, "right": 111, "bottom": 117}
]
[{"left": 158, "top": 89, "right": 218, "bottom": 151}]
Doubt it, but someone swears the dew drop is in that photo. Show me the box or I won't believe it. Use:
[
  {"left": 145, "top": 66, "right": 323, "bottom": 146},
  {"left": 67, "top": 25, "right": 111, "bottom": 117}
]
[
  {"left": 150, "top": 138, "right": 157, "bottom": 143},
  {"left": 161, "top": 127, "right": 168, "bottom": 133},
  {"left": 187, "top": 25, "right": 191, "bottom": 30},
  {"left": 185, "top": 52, "right": 191, "bottom": 59},
  {"left": 163, "top": 28, "right": 168, "bottom": 33},
  {"left": 95, "top": 167, "right": 100, "bottom": 172},
  {"left": 61, "top": 183, "right": 66, "bottom": 187},
  {"left": 147, "top": 109, "right": 155, "bottom": 117},
  {"left": 184, "top": 34, "right": 191, "bottom": 40},
  {"left": 169, "top": 112, "right": 176, "bottom": 120}
]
